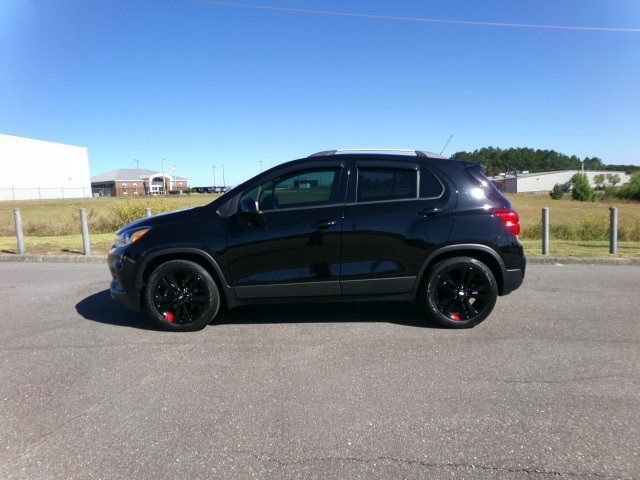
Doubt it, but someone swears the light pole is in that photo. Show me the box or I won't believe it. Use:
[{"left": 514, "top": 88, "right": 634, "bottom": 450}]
[
  {"left": 212, "top": 165, "right": 216, "bottom": 188},
  {"left": 161, "top": 158, "right": 166, "bottom": 195},
  {"left": 221, "top": 163, "right": 226, "bottom": 189},
  {"left": 259, "top": 160, "right": 263, "bottom": 173},
  {"left": 133, "top": 158, "right": 139, "bottom": 170}
]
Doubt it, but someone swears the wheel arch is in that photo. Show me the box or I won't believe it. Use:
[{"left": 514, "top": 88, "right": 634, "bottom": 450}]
[
  {"left": 136, "top": 248, "right": 234, "bottom": 309},
  {"left": 414, "top": 244, "right": 507, "bottom": 296}
]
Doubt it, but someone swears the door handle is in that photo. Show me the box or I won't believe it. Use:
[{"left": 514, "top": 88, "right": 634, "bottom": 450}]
[
  {"left": 420, "top": 207, "right": 442, "bottom": 217},
  {"left": 312, "top": 220, "right": 337, "bottom": 229}
]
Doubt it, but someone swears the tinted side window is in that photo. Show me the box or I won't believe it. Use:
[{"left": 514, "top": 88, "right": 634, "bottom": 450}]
[
  {"left": 357, "top": 168, "right": 417, "bottom": 202},
  {"left": 257, "top": 168, "right": 339, "bottom": 211},
  {"left": 420, "top": 167, "right": 444, "bottom": 198}
]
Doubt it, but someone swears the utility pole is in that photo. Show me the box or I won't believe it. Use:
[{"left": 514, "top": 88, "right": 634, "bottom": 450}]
[
  {"left": 221, "top": 163, "right": 226, "bottom": 189},
  {"left": 212, "top": 165, "right": 216, "bottom": 187},
  {"left": 161, "top": 158, "right": 166, "bottom": 195},
  {"left": 133, "top": 158, "right": 139, "bottom": 170}
]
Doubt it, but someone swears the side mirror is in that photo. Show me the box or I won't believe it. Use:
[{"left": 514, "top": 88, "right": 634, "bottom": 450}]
[
  {"left": 238, "top": 198, "right": 266, "bottom": 228},
  {"left": 240, "top": 198, "right": 259, "bottom": 214}
]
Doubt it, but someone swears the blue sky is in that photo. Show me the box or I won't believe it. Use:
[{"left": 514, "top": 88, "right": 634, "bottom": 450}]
[{"left": 1, "top": 0, "right": 639, "bottom": 186}]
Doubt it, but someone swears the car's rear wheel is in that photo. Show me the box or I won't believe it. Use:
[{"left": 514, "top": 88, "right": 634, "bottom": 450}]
[
  {"left": 144, "top": 259, "right": 220, "bottom": 331},
  {"left": 418, "top": 256, "right": 497, "bottom": 328}
]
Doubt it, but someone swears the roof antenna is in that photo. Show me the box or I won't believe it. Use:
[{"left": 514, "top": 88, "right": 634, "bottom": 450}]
[{"left": 440, "top": 134, "right": 453, "bottom": 155}]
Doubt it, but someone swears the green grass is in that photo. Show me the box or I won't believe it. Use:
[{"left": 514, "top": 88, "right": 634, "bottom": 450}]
[
  {"left": 521, "top": 240, "right": 640, "bottom": 258},
  {"left": 0, "top": 233, "right": 115, "bottom": 255}
]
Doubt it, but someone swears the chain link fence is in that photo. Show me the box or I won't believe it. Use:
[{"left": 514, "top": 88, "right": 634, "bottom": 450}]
[{"left": 0, "top": 187, "right": 93, "bottom": 202}]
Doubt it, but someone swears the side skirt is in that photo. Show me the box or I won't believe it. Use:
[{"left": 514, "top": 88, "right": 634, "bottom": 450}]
[{"left": 228, "top": 292, "right": 415, "bottom": 308}]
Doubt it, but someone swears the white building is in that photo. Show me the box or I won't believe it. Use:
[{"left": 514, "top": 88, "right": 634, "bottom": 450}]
[
  {"left": 0, "top": 133, "right": 91, "bottom": 201},
  {"left": 491, "top": 170, "right": 630, "bottom": 194}
]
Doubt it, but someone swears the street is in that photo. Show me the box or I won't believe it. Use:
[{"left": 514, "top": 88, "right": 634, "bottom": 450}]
[{"left": 1, "top": 262, "right": 638, "bottom": 479}]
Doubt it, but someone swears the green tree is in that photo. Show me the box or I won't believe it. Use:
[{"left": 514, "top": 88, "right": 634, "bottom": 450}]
[
  {"left": 583, "top": 157, "right": 606, "bottom": 170},
  {"left": 549, "top": 183, "right": 564, "bottom": 200},
  {"left": 571, "top": 173, "right": 595, "bottom": 202}
]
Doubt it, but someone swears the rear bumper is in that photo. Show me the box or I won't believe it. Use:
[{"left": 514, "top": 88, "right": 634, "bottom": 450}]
[{"left": 501, "top": 256, "right": 526, "bottom": 295}]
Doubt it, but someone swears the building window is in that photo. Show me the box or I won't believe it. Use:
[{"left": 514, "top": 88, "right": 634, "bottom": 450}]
[
  {"left": 133, "top": 183, "right": 138, "bottom": 195},
  {"left": 122, "top": 183, "right": 128, "bottom": 195}
]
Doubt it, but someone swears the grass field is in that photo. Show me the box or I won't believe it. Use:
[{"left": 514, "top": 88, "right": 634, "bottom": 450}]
[
  {"left": 506, "top": 193, "right": 640, "bottom": 240},
  {"left": 0, "top": 194, "right": 221, "bottom": 237},
  {"left": 0, "top": 192, "right": 639, "bottom": 257}
]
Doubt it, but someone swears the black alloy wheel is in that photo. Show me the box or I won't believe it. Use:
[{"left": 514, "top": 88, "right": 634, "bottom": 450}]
[
  {"left": 419, "top": 256, "right": 497, "bottom": 328},
  {"left": 145, "top": 259, "right": 220, "bottom": 331}
]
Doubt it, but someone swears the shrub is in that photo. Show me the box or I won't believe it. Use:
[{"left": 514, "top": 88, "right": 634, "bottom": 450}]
[
  {"left": 110, "top": 199, "right": 175, "bottom": 229},
  {"left": 614, "top": 175, "right": 640, "bottom": 201},
  {"left": 549, "top": 183, "right": 564, "bottom": 200},
  {"left": 610, "top": 174, "right": 621, "bottom": 187},
  {"left": 571, "top": 173, "right": 595, "bottom": 202},
  {"left": 593, "top": 174, "right": 605, "bottom": 190}
]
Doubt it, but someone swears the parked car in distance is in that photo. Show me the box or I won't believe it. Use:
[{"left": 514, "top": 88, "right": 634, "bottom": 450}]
[{"left": 108, "top": 148, "right": 525, "bottom": 331}]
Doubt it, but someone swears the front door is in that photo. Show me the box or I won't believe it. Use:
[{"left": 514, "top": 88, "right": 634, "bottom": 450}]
[{"left": 226, "top": 163, "right": 347, "bottom": 299}]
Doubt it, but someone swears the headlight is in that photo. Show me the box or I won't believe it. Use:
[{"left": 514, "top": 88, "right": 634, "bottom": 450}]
[{"left": 115, "top": 227, "right": 150, "bottom": 247}]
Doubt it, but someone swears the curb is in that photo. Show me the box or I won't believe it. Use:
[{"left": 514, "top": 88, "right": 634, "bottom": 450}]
[
  {"left": 0, "top": 254, "right": 108, "bottom": 264},
  {"left": 1, "top": 254, "right": 639, "bottom": 266},
  {"left": 527, "top": 256, "right": 640, "bottom": 265}
]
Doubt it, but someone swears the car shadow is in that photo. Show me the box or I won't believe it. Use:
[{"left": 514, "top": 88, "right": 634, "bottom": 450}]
[
  {"left": 76, "top": 289, "right": 442, "bottom": 330},
  {"left": 75, "top": 290, "right": 161, "bottom": 330}
]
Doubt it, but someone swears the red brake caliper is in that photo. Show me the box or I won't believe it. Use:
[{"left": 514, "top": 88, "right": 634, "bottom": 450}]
[
  {"left": 450, "top": 312, "right": 461, "bottom": 321},
  {"left": 163, "top": 311, "right": 175, "bottom": 323}
]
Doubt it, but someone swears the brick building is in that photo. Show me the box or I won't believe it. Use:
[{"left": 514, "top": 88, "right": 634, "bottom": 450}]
[{"left": 90, "top": 168, "right": 189, "bottom": 197}]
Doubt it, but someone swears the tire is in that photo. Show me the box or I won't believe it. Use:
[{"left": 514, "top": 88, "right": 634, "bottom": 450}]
[
  {"left": 144, "top": 259, "right": 221, "bottom": 332},
  {"left": 417, "top": 256, "right": 498, "bottom": 329}
]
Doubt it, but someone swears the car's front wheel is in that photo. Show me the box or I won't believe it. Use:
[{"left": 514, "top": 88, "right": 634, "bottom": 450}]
[
  {"left": 418, "top": 256, "right": 498, "bottom": 328},
  {"left": 144, "top": 259, "right": 220, "bottom": 331}
]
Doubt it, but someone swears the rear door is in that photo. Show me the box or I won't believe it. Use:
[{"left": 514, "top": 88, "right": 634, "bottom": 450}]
[{"left": 339, "top": 159, "right": 453, "bottom": 296}]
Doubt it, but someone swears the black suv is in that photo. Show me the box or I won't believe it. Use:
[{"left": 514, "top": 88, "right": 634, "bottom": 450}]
[{"left": 108, "top": 149, "right": 525, "bottom": 331}]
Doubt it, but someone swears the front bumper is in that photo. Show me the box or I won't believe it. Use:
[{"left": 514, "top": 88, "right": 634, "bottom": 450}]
[{"left": 108, "top": 249, "right": 142, "bottom": 311}]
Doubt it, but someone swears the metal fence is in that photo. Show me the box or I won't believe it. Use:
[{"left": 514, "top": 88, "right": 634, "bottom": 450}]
[{"left": 0, "top": 187, "right": 92, "bottom": 202}]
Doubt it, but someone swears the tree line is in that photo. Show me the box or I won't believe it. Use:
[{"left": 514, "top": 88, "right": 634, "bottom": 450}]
[{"left": 450, "top": 147, "right": 639, "bottom": 176}]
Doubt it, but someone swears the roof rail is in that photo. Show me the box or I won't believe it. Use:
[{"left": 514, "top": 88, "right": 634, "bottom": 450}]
[
  {"left": 307, "top": 150, "right": 337, "bottom": 157},
  {"left": 307, "top": 148, "right": 448, "bottom": 159}
]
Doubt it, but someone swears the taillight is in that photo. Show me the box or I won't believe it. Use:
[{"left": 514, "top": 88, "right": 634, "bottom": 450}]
[{"left": 492, "top": 208, "right": 520, "bottom": 236}]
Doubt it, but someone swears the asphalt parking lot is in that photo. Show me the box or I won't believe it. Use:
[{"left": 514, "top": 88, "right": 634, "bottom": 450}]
[{"left": 1, "top": 262, "right": 638, "bottom": 479}]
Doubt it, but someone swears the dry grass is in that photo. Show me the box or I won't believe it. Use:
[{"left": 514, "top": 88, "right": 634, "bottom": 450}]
[
  {"left": 0, "top": 194, "right": 220, "bottom": 237},
  {"left": 1, "top": 192, "right": 639, "bottom": 257},
  {"left": 507, "top": 193, "right": 640, "bottom": 237}
]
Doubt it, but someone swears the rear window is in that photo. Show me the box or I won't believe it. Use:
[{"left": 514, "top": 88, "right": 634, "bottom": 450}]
[
  {"left": 420, "top": 167, "right": 444, "bottom": 198},
  {"left": 466, "top": 164, "right": 506, "bottom": 203},
  {"left": 357, "top": 168, "right": 417, "bottom": 202}
]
